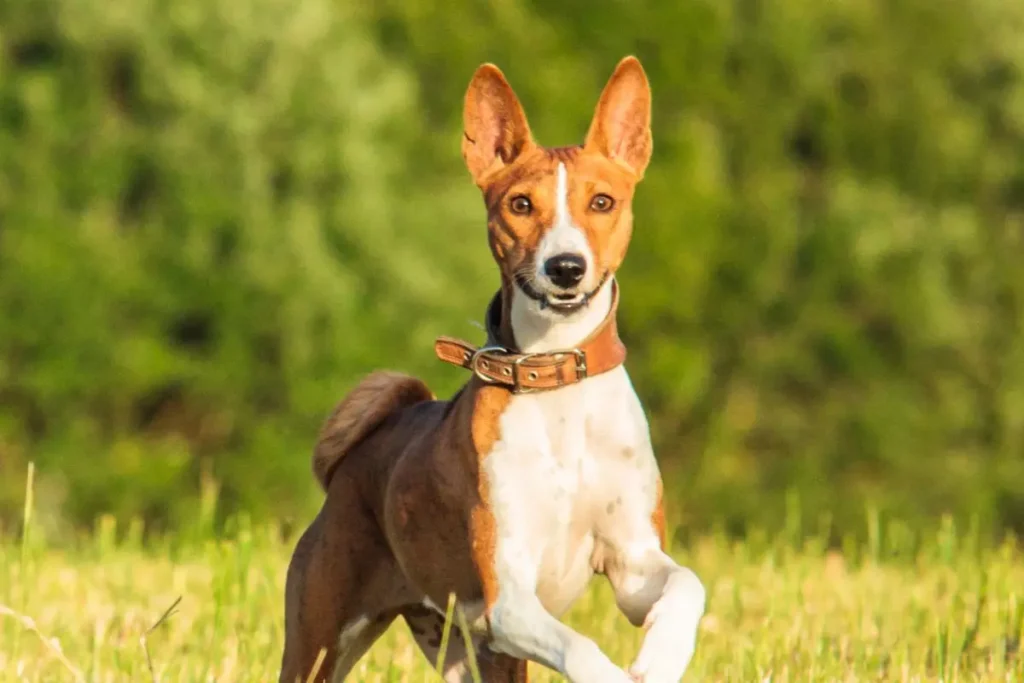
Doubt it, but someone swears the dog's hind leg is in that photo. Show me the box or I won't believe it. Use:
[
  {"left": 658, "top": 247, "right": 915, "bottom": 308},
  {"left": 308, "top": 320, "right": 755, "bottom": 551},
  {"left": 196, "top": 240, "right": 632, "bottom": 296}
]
[
  {"left": 279, "top": 490, "right": 411, "bottom": 683},
  {"left": 402, "top": 606, "right": 529, "bottom": 683},
  {"left": 281, "top": 516, "right": 331, "bottom": 683},
  {"left": 327, "top": 611, "right": 397, "bottom": 682}
]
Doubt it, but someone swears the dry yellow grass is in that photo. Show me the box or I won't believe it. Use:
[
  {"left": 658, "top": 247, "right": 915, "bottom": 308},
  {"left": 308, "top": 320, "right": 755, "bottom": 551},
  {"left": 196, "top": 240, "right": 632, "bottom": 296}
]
[
  {"left": 2, "top": 509, "right": 1023, "bottom": 682},
  {"left": 0, "top": 466, "right": 1020, "bottom": 681}
]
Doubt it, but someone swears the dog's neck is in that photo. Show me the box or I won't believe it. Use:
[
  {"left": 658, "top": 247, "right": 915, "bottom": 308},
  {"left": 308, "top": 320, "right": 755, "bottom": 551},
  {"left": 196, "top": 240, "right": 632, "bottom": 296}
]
[{"left": 488, "top": 277, "right": 615, "bottom": 354}]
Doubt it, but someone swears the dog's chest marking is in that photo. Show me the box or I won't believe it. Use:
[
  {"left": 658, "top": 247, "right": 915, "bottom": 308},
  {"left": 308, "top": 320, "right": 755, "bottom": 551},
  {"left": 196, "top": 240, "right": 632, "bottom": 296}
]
[{"left": 483, "top": 365, "right": 658, "bottom": 617}]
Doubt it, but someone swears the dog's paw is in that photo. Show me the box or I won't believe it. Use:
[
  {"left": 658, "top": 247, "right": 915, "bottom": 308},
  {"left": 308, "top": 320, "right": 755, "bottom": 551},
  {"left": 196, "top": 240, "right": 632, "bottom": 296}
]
[
  {"left": 564, "top": 638, "right": 635, "bottom": 683},
  {"left": 628, "top": 660, "right": 686, "bottom": 683},
  {"left": 627, "top": 615, "right": 695, "bottom": 683},
  {"left": 571, "top": 659, "right": 634, "bottom": 683}
]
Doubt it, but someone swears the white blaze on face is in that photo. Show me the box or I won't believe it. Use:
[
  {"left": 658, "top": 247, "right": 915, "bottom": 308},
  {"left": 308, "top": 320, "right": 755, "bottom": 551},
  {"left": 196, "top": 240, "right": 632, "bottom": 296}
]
[
  {"left": 535, "top": 163, "right": 595, "bottom": 290},
  {"left": 512, "top": 161, "right": 612, "bottom": 353}
]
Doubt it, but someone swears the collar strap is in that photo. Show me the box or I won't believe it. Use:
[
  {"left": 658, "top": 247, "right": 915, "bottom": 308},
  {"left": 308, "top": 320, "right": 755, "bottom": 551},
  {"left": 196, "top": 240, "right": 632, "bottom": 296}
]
[{"left": 434, "top": 282, "right": 626, "bottom": 394}]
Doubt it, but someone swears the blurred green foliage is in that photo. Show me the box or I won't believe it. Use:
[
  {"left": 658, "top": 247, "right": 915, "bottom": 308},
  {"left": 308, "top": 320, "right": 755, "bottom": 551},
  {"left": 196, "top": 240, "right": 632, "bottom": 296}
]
[{"left": 2, "top": 0, "right": 1023, "bottom": 539}]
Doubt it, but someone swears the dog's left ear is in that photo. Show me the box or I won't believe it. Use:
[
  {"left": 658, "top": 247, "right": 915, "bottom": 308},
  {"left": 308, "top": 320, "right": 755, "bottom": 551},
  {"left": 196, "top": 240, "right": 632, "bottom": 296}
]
[{"left": 585, "top": 56, "right": 653, "bottom": 179}]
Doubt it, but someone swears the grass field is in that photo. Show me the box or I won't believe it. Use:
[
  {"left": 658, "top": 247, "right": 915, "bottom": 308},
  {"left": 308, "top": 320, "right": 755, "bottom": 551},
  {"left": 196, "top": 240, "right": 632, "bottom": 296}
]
[{"left": 2, "top": 474, "right": 1023, "bottom": 681}]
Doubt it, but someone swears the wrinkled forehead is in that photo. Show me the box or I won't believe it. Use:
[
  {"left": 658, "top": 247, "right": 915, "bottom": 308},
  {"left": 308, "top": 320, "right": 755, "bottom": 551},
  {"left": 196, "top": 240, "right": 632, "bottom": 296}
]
[{"left": 483, "top": 146, "right": 637, "bottom": 210}]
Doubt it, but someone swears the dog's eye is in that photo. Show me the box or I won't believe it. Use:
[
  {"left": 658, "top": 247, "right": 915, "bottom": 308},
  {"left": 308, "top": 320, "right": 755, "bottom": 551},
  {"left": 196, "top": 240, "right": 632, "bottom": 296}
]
[
  {"left": 590, "top": 194, "right": 615, "bottom": 212},
  {"left": 509, "top": 195, "right": 532, "bottom": 215}
]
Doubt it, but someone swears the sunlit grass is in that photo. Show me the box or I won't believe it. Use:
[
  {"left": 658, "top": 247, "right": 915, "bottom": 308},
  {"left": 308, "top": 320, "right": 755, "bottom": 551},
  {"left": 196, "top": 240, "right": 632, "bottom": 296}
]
[{"left": 2, "top": 475, "right": 1022, "bottom": 681}]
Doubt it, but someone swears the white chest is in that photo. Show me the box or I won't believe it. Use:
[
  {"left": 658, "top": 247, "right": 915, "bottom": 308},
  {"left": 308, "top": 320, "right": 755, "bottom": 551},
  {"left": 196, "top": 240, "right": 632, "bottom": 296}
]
[{"left": 482, "top": 367, "right": 661, "bottom": 616}]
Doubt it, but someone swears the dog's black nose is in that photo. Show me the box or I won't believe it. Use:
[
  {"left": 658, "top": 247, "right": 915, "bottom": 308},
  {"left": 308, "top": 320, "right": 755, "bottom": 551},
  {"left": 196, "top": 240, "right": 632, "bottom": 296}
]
[{"left": 544, "top": 253, "right": 587, "bottom": 289}]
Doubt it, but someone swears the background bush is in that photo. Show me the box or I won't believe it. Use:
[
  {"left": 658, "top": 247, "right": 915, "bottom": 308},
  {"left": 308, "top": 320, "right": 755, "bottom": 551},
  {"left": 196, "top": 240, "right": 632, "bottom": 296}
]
[{"left": 2, "top": 0, "right": 1023, "bottom": 540}]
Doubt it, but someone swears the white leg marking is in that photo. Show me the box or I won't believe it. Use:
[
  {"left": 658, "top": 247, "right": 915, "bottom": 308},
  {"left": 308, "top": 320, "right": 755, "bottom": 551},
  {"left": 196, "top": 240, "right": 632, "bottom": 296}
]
[
  {"left": 329, "top": 615, "right": 372, "bottom": 683},
  {"left": 489, "top": 589, "right": 632, "bottom": 683},
  {"left": 336, "top": 615, "right": 370, "bottom": 654},
  {"left": 609, "top": 549, "right": 706, "bottom": 683}
]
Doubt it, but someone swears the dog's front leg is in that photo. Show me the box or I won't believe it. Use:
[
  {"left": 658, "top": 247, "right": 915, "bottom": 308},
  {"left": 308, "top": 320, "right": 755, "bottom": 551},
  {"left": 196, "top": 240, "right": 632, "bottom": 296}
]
[
  {"left": 487, "top": 580, "right": 633, "bottom": 683},
  {"left": 604, "top": 542, "right": 706, "bottom": 682},
  {"left": 480, "top": 503, "right": 632, "bottom": 683}
]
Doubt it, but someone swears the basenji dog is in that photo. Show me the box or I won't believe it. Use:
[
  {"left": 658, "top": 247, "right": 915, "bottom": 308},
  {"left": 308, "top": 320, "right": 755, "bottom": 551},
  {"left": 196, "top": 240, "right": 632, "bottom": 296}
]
[{"left": 280, "top": 56, "right": 706, "bottom": 683}]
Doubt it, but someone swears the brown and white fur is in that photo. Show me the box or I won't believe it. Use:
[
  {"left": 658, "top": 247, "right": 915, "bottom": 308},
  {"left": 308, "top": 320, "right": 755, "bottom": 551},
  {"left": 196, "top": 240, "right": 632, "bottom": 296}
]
[{"left": 280, "top": 56, "right": 706, "bottom": 683}]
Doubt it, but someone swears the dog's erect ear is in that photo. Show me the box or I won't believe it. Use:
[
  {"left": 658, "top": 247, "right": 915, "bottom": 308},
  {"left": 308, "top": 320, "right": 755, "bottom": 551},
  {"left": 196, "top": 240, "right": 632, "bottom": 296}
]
[
  {"left": 462, "top": 64, "right": 534, "bottom": 187},
  {"left": 584, "top": 56, "right": 652, "bottom": 179}
]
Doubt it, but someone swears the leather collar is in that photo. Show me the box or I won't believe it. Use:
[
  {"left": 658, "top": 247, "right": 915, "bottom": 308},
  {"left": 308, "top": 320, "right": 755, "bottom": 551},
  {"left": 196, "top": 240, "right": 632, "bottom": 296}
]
[{"left": 434, "top": 282, "right": 627, "bottom": 394}]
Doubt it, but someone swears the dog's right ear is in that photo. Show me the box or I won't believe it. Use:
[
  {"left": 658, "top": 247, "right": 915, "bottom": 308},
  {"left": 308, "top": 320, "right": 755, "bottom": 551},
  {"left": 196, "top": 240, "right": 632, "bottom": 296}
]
[{"left": 461, "top": 64, "right": 534, "bottom": 188}]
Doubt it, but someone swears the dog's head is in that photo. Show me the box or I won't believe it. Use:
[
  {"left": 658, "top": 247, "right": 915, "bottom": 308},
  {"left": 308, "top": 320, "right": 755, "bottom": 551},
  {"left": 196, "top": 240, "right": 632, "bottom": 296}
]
[{"left": 461, "top": 57, "right": 652, "bottom": 319}]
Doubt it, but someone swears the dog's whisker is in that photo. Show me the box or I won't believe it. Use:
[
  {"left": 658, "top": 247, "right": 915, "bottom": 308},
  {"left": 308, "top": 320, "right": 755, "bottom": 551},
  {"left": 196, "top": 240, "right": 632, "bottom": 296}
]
[{"left": 511, "top": 264, "right": 538, "bottom": 281}]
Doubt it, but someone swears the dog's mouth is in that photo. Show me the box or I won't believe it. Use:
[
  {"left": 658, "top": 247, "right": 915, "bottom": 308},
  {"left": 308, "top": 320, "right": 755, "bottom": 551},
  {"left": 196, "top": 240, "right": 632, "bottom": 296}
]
[
  {"left": 515, "top": 272, "right": 608, "bottom": 316},
  {"left": 547, "top": 291, "right": 587, "bottom": 311}
]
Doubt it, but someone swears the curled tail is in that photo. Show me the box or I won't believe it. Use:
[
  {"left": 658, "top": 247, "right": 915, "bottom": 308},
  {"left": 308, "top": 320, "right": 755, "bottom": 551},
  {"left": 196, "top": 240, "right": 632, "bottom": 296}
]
[{"left": 313, "top": 370, "right": 434, "bottom": 489}]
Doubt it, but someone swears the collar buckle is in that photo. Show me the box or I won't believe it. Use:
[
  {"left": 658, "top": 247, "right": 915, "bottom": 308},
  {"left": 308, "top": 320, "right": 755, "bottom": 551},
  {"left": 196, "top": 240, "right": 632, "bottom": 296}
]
[
  {"left": 469, "top": 346, "right": 509, "bottom": 385},
  {"left": 572, "top": 348, "right": 588, "bottom": 381},
  {"left": 511, "top": 353, "right": 544, "bottom": 394}
]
